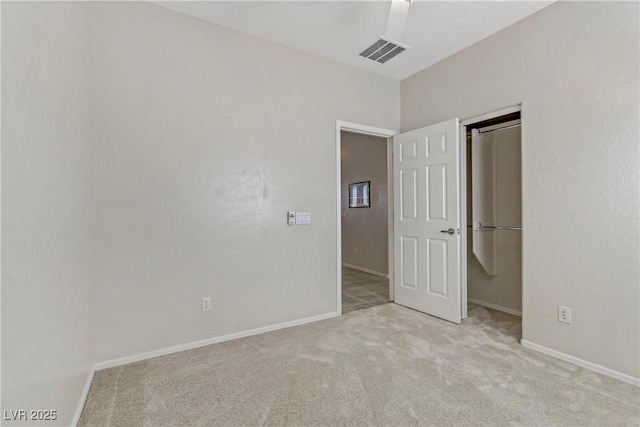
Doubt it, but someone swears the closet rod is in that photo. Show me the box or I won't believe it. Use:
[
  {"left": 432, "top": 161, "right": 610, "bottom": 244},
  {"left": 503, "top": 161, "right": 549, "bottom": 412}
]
[
  {"left": 479, "top": 224, "right": 522, "bottom": 231},
  {"left": 478, "top": 123, "right": 521, "bottom": 134},
  {"left": 466, "top": 224, "right": 522, "bottom": 231}
]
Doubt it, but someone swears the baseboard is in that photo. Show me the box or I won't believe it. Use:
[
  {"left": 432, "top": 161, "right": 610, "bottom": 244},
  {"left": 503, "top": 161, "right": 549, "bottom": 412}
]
[
  {"left": 520, "top": 339, "right": 639, "bottom": 387},
  {"left": 342, "top": 263, "right": 389, "bottom": 278},
  {"left": 75, "top": 312, "right": 336, "bottom": 424},
  {"left": 94, "top": 312, "right": 337, "bottom": 371},
  {"left": 72, "top": 365, "right": 95, "bottom": 426},
  {"left": 468, "top": 298, "right": 522, "bottom": 317}
]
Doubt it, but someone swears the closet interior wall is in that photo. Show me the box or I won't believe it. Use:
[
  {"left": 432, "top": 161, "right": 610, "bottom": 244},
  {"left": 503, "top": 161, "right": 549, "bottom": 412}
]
[{"left": 467, "top": 121, "right": 522, "bottom": 315}]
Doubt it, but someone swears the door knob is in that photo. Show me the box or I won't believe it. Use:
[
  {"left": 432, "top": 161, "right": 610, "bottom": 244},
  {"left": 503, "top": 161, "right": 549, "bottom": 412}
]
[{"left": 440, "top": 228, "right": 455, "bottom": 235}]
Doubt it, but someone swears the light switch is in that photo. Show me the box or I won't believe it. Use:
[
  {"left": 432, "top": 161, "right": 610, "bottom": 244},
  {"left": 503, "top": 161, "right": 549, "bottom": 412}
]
[{"left": 295, "top": 212, "right": 311, "bottom": 225}]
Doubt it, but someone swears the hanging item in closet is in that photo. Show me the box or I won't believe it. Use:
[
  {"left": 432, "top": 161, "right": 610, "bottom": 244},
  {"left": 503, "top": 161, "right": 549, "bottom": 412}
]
[{"left": 471, "top": 128, "right": 498, "bottom": 276}]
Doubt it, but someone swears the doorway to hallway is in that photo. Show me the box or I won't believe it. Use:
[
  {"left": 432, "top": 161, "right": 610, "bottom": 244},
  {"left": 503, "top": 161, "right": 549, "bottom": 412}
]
[{"left": 336, "top": 121, "right": 396, "bottom": 316}]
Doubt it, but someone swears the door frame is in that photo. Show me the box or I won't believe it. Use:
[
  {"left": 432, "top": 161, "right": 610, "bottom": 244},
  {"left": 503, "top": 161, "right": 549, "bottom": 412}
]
[
  {"left": 459, "top": 104, "right": 523, "bottom": 320},
  {"left": 335, "top": 121, "right": 397, "bottom": 315}
]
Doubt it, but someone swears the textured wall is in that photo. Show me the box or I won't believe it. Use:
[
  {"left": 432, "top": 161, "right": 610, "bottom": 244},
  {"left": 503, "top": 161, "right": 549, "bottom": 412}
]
[
  {"left": 402, "top": 1, "right": 639, "bottom": 378},
  {"left": 89, "top": 2, "right": 400, "bottom": 362},
  {"left": 341, "top": 132, "right": 389, "bottom": 275},
  {"left": 1, "top": 2, "right": 94, "bottom": 425}
]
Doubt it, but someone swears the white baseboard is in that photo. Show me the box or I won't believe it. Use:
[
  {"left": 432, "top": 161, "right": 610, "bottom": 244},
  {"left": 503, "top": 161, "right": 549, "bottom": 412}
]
[
  {"left": 468, "top": 298, "right": 522, "bottom": 317},
  {"left": 73, "top": 366, "right": 95, "bottom": 426},
  {"left": 342, "top": 263, "right": 389, "bottom": 278},
  {"left": 520, "top": 339, "right": 639, "bottom": 387},
  {"left": 94, "top": 312, "right": 337, "bottom": 371}
]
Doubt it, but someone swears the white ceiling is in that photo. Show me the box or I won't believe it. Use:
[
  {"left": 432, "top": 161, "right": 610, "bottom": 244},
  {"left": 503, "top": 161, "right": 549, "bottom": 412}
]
[{"left": 155, "top": 1, "right": 553, "bottom": 81}]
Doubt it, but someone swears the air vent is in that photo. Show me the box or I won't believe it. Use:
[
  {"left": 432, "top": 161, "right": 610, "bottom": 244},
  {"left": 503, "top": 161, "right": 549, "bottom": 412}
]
[{"left": 359, "top": 38, "right": 408, "bottom": 64}]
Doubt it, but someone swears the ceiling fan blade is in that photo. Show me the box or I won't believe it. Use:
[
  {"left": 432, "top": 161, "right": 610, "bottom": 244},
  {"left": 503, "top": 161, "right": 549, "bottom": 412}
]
[{"left": 384, "top": 0, "right": 412, "bottom": 40}]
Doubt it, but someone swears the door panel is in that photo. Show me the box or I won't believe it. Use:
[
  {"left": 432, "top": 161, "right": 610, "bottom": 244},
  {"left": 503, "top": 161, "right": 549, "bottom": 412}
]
[
  {"left": 400, "top": 139, "right": 418, "bottom": 161},
  {"left": 427, "top": 164, "right": 447, "bottom": 221},
  {"left": 393, "top": 118, "right": 461, "bottom": 324},
  {"left": 427, "top": 238, "right": 448, "bottom": 297},
  {"left": 400, "top": 236, "right": 418, "bottom": 289},
  {"left": 427, "top": 133, "right": 447, "bottom": 155},
  {"left": 400, "top": 169, "right": 418, "bottom": 220}
]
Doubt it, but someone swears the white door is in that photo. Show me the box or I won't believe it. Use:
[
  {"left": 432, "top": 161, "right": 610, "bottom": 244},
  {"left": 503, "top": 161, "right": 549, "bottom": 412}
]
[{"left": 393, "top": 118, "right": 462, "bottom": 324}]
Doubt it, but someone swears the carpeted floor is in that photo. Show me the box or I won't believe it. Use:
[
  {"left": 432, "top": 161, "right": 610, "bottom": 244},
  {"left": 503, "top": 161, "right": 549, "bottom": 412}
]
[{"left": 79, "top": 304, "right": 639, "bottom": 426}]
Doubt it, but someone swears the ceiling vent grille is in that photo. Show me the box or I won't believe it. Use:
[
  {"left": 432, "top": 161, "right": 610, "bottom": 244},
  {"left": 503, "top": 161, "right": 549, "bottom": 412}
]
[{"left": 359, "top": 38, "right": 407, "bottom": 64}]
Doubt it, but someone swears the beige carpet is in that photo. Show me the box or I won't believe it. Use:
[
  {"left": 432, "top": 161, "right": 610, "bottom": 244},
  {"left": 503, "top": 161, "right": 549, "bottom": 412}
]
[{"left": 79, "top": 304, "right": 639, "bottom": 426}]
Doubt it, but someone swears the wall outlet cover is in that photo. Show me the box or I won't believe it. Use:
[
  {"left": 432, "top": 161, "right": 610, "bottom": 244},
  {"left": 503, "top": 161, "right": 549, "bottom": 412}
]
[
  {"left": 558, "top": 305, "right": 571, "bottom": 324},
  {"left": 202, "top": 297, "right": 212, "bottom": 312}
]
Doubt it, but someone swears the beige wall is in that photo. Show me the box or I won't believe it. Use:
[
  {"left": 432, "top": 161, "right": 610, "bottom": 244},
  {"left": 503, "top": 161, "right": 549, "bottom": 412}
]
[
  {"left": 467, "top": 127, "right": 522, "bottom": 314},
  {"left": 89, "top": 2, "right": 399, "bottom": 362},
  {"left": 403, "top": 1, "right": 639, "bottom": 378},
  {"left": 341, "top": 132, "right": 388, "bottom": 275},
  {"left": 1, "top": 2, "right": 94, "bottom": 425}
]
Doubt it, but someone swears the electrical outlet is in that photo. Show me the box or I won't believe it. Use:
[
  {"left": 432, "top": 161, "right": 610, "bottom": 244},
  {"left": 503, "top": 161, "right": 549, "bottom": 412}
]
[
  {"left": 354, "top": 247, "right": 358, "bottom": 254},
  {"left": 202, "top": 297, "right": 212, "bottom": 312},
  {"left": 558, "top": 305, "right": 571, "bottom": 324}
]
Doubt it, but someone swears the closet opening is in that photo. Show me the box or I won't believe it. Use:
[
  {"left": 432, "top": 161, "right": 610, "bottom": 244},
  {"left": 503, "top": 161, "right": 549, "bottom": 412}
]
[{"left": 463, "top": 109, "right": 523, "bottom": 333}]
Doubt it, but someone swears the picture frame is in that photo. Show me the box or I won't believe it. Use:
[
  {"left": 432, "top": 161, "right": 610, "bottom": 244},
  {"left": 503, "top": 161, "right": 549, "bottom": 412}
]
[{"left": 349, "top": 181, "right": 371, "bottom": 208}]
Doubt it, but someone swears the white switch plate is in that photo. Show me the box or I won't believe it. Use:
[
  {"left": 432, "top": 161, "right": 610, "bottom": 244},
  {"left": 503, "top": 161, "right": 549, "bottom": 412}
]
[
  {"left": 295, "top": 212, "right": 311, "bottom": 225},
  {"left": 202, "top": 297, "right": 212, "bottom": 312}
]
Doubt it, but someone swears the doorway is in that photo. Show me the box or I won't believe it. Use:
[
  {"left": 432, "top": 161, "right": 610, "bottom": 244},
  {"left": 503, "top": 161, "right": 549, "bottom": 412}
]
[
  {"left": 335, "top": 121, "right": 396, "bottom": 315},
  {"left": 389, "top": 107, "right": 522, "bottom": 325},
  {"left": 341, "top": 131, "right": 390, "bottom": 314},
  {"left": 462, "top": 107, "right": 523, "bottom": 326}
]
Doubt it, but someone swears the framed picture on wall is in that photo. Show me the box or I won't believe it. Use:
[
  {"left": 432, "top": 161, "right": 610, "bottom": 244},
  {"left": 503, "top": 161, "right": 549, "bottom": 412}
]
[{"left": 349, "top": 181, "right": 371, "bottom": 208}]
